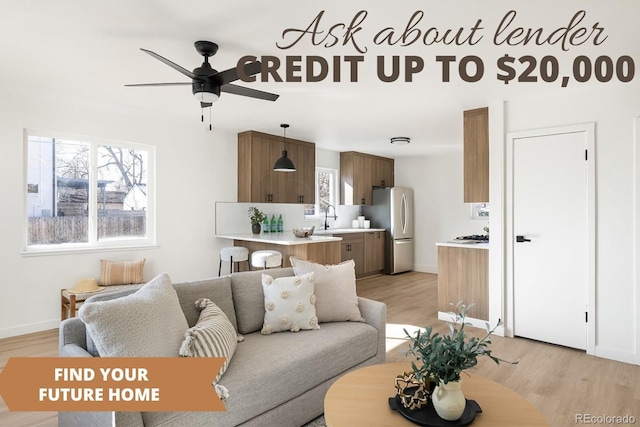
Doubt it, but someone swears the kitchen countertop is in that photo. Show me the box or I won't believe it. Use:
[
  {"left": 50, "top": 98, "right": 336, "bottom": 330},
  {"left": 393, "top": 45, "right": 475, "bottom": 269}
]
[
  {"left": 313, "top": 228, "right": 386, "bottom": 235},
  {"left": 436, "top": 241, "right": 489, "bottom": 249},
  {"left": 216, "top": 232, "right": 342, "bottom": 245}
]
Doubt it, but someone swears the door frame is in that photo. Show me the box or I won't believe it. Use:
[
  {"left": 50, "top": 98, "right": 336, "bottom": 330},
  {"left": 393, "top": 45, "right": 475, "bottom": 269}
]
[
  {"left": 635, "top": 117, "right": 640, "bottom": 365},
  {"left": 504, "top": 123, "right": 596, "bottom": 356}
]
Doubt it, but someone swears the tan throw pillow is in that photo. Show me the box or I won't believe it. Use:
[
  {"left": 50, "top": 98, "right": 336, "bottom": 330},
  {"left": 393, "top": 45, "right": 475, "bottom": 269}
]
[
  {"left": 179, "top": 298, "right": 241, "bottom": 385},
  {"left": 290, "top": 257, "right": 365, "bottom": 323},
  {"left": 78, "top": 273, "right": 188, "bottom": 357},
  {"left": 100, "top": 258, "right": 145, "bottom": 286},
  {"left": 261, "top": 273, "right": 320, "bottom": 335}
]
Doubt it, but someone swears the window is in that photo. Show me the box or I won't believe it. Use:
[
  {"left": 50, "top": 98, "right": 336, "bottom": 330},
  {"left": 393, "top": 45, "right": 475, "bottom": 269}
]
[
  {"left": 25, "top": 132, "right": 155, "bottom": 251},
  {"left": 304, "top": 168, "right": 337, "bottom": 217}
]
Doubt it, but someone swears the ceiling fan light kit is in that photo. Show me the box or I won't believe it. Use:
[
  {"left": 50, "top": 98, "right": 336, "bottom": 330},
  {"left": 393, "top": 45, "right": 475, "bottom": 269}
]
[
  {"left": 194, "top": 82, "right": 220, "bottom": 103},
  {"left": 274, "top": 124, "right": 296, "bottom": 172},
  {"left": 125, "top": 41, "right": 279, "bottom": 129},
  {"left": 390, "top": 137, "right": 411, "bottom": 144}
]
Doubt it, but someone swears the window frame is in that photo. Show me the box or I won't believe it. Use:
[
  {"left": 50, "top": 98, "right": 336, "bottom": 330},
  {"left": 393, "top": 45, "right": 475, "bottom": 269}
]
[
  {"left": 305, "top": 167, "right": 338, "bottom": 219},
  {"left": 22, "top": 129, "right": 156, "bottom": 255}
]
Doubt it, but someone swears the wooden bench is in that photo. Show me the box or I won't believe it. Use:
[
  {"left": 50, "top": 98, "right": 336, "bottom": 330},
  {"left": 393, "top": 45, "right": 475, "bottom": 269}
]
[{"left": 60, "top": 284, "right": 142, "bottom": 320}]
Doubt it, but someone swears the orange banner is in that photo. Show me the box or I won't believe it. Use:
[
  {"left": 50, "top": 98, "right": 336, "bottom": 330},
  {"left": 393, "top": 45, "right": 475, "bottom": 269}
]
[{"left": 0, "top": 357, "right": 226, "bottom": 412}]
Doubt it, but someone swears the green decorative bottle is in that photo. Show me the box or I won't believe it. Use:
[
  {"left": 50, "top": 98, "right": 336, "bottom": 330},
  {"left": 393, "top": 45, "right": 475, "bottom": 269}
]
[
  {"left": 263, "top": 215, "right": 270, "bottom": 233},
  {"left": 277, "top": 214, "right": 284, "bottom": 232},
  {"left": 270, "top": 214, "right": 277, "bottom": 233}
]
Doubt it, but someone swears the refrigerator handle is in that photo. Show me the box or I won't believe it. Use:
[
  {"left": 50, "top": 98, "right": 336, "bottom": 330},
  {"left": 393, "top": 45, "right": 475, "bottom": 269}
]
[{"left": 401, "top": 192, "right": 408, "bottom": 234}]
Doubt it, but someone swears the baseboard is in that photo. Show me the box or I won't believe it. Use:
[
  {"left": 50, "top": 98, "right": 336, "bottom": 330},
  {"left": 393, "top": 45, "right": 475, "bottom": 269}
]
[
  {"left": 437, "top": 311, "right": 494, "bottom": 332},
  {"left": 595, "top": 345, "right": 638, "bottom": 365},
  {"left": 412, "top": 263, "right": 437, "bottom": 274},
  {"left": 0, "top": 319, "right": 59, "bottom": 340}
]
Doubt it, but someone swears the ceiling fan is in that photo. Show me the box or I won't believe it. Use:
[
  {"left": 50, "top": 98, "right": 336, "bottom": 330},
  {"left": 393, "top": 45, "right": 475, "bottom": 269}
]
[{"left": 125, "top": 41, "right": 279, "bottom": 118}]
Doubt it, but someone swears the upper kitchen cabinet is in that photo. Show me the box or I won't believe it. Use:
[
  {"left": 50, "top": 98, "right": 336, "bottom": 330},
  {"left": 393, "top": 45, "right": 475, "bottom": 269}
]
[
  {"left": 283, "top": 139, "right": 315, "bottom": 204},
  {"left": 238, "top": 130, "right": 315, "bottom": 204},
  {"left": 463, "top": 107, "right": 489, "bottom": 203},
  {"left": 340, "top": 151, "right": 394, "bottom": 205}
]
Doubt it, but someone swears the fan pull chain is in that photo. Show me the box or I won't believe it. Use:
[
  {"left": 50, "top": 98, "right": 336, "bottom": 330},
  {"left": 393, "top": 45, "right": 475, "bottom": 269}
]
[
  {"left": 201, "top": 105, "right": 204, "bottom": 123},
  {"left": 209, "top": 106, "right": 212, "bottom": 131}
]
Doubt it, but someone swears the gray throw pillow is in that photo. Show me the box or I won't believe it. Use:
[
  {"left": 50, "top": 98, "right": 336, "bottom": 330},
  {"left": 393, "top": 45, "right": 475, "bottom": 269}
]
[
  {"left": 79, "top": 273, "right": 188, "bottom": 357},
  {"left": 290, "top": 257, "right": 365, "bottom": 323}
]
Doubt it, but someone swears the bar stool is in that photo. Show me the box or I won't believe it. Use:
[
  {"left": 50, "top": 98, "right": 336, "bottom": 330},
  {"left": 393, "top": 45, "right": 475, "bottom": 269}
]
[
  {"left": 219, "top": 246, "right": 250, "bottom": 275},
  {"left": 250, "top": 250, "right": 283, "bottom": 270}
]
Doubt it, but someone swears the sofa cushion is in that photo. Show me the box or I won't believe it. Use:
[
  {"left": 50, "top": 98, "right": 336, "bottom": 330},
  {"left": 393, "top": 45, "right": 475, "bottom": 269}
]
[
  {"left": 83, "top": 277, "right": 237, "bottom": 357},
  {"left": 230, "top": 268, "right": 294, "bottom": 334},
  {"left": 173, "top": 276, "right": 237, "bottom": 330},
  {"left": 140, "top": 321, "right": 379, "bottom": 427},
  {"left": 82, "top": 284, "right": 143, "bottom": 357},
  {"left": 79, "top": 273, "right": 188, "bottom": 357},
  {"left": 179, "top": 298, "right": 238, "bottom": 384},
  {"left": 290, "top": 257, "right": 365, "bottom": 323},
  {"left": 99, "top": 258, "right": 146, "bottom": 285},
  {"left": 261, "top": 273, "right": 319, "bottom": 335}
]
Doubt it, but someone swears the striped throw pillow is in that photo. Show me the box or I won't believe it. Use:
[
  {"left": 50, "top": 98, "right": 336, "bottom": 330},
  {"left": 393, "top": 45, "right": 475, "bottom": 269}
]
[
  {"left": 179, "top": 298, "right": 240, "bottom": 384},
  {"left": 100, "top": 259, "right": 146, "bottom": 286}
]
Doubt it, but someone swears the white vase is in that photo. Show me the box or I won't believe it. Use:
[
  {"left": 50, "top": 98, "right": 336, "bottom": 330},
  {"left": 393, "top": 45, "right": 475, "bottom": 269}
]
[{"left": 432, "top": 379, "right": 466, "bottom": 421}]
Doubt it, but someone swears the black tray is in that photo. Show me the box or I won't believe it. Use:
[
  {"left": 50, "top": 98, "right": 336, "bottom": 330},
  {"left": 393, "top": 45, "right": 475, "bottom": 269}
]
[{"left": 389, "top": 395, "right": 482, "bottom": 426}]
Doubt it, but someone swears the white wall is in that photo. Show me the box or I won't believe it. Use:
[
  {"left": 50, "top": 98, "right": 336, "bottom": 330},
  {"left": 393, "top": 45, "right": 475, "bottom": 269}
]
[
  {"left": 398, "top": 85, "right": 639, "bottom": 364},
  {"left": 395, "top": 153, "right": 489, "bottom": 273},
  {"left": 4, "top": 86, "right": 636, "bottom": 365},
  {"left": 0, "top": 92, "right": 238, "bottom": 338},
  {"left": 502, "top": 85, "right": 639, "bottom": 364}
]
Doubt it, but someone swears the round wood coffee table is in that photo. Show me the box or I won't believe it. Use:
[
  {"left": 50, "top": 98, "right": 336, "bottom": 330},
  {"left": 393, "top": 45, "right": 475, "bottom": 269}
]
[{"left": 324, "top": 362, "right": 548, "bottom": 426}]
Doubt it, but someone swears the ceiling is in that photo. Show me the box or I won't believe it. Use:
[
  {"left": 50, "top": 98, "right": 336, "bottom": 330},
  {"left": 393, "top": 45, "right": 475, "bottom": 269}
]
[{"left": 1, "top": 1, "right": 638, "bottom": 158}]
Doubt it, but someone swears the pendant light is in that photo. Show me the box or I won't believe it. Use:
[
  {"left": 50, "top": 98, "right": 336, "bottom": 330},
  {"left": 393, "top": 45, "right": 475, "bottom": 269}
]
[{"left": 273, "top": 123, "right": 296, "bottom": 172}]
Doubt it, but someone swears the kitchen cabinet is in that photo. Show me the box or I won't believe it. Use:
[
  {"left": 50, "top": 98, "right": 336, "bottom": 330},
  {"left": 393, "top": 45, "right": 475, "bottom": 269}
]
[
  {"left": 340, "top": 152, "right": 394, "bottom": 205},
  {"left": 238, "top": 130, "right": 315, "bottom": 204},
  {"left": 233, "top": 239, "right": 341, "bottom": 269},
  {"left": 284, "top": 139, "right": 315, "bottom": 204},
  {"left": 363, "top": 230, "right": 385, "bottom": 275},
  {"left": 335, "top": 230, "right": 385, "bottom": 278},
  {"left": 338, "top": 233, "right": 364, "bottom": 278},
  {"left": 463, "top": 107, "right": 489, "bottom": 203},
  {"left": 373, "top": 157, "right": 394, "bottom": 190},
  {"left": 437, "top": 244, "right": 488, "bottom": 321}
]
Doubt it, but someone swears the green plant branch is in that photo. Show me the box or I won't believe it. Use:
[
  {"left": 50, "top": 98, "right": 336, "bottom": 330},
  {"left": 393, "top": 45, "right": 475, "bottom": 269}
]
[
  {"left": 404, "top": 301, "right": 518, "bottom": 386},
  {"left": 247, "top": 207, "right": 267, "bottom": 225}
]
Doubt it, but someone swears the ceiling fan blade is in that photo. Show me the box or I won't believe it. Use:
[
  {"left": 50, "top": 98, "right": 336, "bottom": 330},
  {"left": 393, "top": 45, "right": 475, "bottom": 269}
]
[
  {"left": 125, "top": 82, "right": 192, "bottom": 87},
  {"left": 140, "top": 48, "right": 197, "bottom": 79},
  {"left": 221, "top": 83, "right": 279, "bottom": 101},
  {"left": 217, "top": 61, "right": 263, "bottom": 85}
]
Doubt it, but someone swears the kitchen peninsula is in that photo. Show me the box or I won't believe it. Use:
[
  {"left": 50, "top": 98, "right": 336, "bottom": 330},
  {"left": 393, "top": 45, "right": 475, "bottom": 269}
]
[
  {"left": 216, "top": 232, "right": 342, "bottom": 268},
  {"left": 436, "top": 241, "right": 489, "bottom": 324}
]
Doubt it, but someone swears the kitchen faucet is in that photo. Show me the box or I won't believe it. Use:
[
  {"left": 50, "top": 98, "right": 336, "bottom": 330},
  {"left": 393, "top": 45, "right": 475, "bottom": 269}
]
[{"left": 323, "top": 204, "right": 338, "bottom": 230}]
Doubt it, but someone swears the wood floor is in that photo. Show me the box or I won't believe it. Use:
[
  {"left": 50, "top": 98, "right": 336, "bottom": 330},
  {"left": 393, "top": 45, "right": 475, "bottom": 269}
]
[
  {"left": 357, "top": 272, "right": 640, "bottom": 427},
  {"left": 1, "top": 271, "right": 638, "bottom": 426}
]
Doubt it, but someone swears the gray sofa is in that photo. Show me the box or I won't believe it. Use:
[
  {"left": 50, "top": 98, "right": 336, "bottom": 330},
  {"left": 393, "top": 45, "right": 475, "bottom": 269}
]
[{"left": 58, "top": 267, "right": 387, "bottom": 427}]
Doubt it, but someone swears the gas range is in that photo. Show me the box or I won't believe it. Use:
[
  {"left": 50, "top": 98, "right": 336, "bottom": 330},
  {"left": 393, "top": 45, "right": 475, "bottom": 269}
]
[{"left": 451, "top": 234, "right": 489, "bottom": 244}]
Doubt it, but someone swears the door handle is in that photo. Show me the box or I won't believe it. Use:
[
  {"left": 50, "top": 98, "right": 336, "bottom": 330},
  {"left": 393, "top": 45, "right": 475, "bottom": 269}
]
[{"left": 516, "top": 235, "right": 531, "bottom": 243}]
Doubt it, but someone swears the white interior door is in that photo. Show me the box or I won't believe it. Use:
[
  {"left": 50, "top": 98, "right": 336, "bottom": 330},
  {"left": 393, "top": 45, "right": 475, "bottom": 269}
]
[{"left": 513, "top": 130, "right": 588, "bottom": 350}]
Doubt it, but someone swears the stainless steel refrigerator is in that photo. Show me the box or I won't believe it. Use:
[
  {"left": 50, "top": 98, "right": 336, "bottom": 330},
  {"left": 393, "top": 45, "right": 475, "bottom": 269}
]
[{"left": 362, "top": 187, "right": 414, "bottom": 274}]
